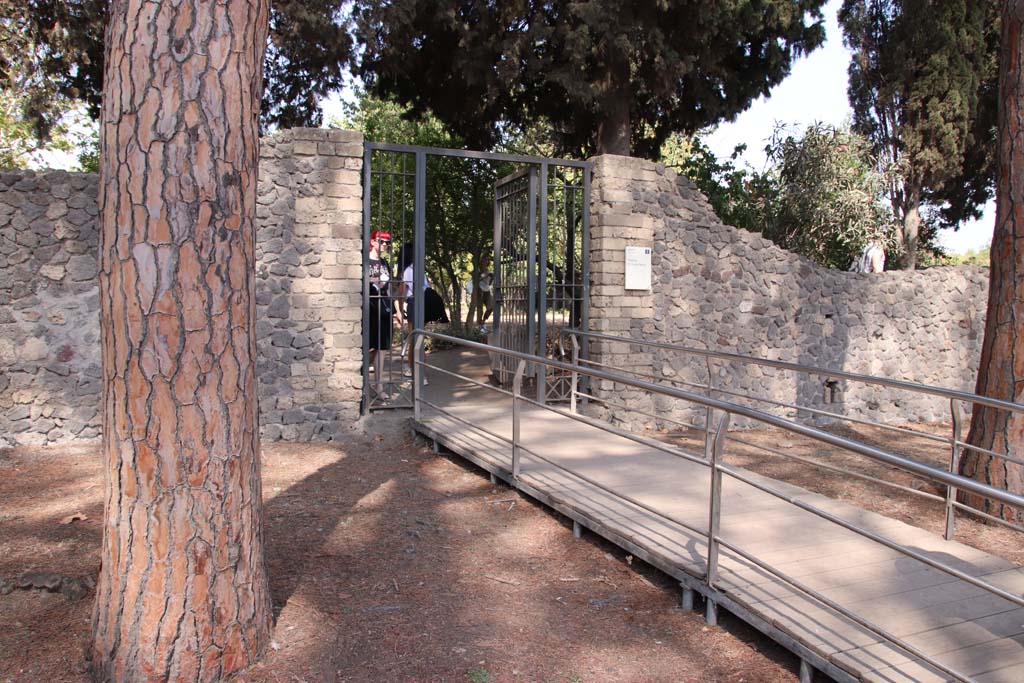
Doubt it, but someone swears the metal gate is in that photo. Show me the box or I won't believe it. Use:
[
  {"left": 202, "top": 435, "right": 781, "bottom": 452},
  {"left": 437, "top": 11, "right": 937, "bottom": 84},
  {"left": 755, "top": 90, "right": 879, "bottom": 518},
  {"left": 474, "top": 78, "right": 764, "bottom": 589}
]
[
  {"left": 362, "top": 143, "right": 590, "bottom": 412},
  {"left": 492, "top": 164, "right": 589, "bottom": 402},
  {"left": 492, "top": 168, "right": 538, "bottom": 386}
]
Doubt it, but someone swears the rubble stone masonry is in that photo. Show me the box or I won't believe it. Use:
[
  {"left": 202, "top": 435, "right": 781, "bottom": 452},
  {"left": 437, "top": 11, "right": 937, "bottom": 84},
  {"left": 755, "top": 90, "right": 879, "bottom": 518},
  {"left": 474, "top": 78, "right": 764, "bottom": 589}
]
[
  {"left": 0, "top": 141, "right": 990, "bottom": 445},
  {"left": 586, "top": 155, "right": 989, "bottom": 430},
  {"left": 0, "top": 128, "right": 363, "bottom": 445}
]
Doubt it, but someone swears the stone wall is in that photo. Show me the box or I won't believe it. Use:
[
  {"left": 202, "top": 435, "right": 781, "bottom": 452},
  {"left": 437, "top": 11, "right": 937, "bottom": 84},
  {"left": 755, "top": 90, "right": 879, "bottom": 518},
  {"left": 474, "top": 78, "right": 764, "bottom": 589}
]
[
  {"left": 1, "top": 144, "right": 992, "bottom": 445},
  {"left": 0, "top": 128, "right": 364, "bottom": 446},
  {"left": 586, "top": 155, "right": 989, "bottom": 429},
  {"left": 0, "top": 172, "right": 102, "bottom": 445}
]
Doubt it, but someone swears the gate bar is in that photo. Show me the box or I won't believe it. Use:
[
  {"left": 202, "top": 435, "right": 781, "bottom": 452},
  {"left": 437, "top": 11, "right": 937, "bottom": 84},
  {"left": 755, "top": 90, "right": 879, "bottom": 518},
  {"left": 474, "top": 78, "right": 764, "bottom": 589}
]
[
  {"left": 537, "top": 162, "right": 549, "bottom": 403},
  {"left": 360, "top": 145, "right": 373, "bottom": 415},
  {"left": 364, "top": 141, "right": 589, "bottom": 169},
  {"left": 414, "top": 150, "right": 426, "bottom": 395},
  {"left": 526, "top": 168, "right": 538, "bottom": 367}
]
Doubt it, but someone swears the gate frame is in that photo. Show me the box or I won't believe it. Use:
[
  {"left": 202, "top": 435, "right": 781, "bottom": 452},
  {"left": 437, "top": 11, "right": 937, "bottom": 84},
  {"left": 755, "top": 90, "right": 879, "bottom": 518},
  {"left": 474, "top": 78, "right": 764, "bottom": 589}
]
[{"left": 361, "top": 142, "right": 592, "bottom": 413}]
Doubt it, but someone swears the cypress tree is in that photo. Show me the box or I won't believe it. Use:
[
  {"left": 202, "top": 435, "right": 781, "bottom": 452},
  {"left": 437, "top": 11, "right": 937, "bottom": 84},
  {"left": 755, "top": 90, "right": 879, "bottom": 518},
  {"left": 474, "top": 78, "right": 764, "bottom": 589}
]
[{"left": 840, "top": 0, "right": 994, "bottom": 269}]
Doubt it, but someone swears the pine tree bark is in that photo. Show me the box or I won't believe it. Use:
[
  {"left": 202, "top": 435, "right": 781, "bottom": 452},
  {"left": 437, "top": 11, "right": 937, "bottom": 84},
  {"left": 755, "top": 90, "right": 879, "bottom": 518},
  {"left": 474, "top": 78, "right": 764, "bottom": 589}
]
[
  {"left": 960, "top": 0, "right": 1024, "bottom": 525},
  {"left": 90, "top": 1, "right": 272, "bottom": 680}
]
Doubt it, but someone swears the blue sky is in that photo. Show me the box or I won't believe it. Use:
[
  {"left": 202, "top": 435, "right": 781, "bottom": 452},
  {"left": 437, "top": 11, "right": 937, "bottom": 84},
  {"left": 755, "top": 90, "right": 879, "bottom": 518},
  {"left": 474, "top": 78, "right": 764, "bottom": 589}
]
[{"left": 704, "top": 0, "right": 994, "bottom": 254}]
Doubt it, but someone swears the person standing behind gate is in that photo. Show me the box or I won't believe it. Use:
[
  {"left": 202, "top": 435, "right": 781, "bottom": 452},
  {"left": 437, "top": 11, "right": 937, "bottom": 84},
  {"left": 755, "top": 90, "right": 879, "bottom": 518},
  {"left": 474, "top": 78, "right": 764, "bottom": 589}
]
[
  {"left": 367, "top": 230, "right": 395, "bottom": 394},
  {"left": 397, "top": 243, "right": 448, "bottom": 376},
  {"left": 465, "top": 259, "right": 493, "bottom": 333},
  {"left": 478, "top": 258, "right": 493, "bottom": 331}
]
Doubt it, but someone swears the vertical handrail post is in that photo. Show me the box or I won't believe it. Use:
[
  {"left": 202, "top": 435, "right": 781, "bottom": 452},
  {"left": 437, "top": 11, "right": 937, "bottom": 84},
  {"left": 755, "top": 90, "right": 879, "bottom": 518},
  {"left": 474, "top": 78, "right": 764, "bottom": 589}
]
[
  {"left": 512, "top": 359, "right": 527, "bottom": 479},
  {"left": 570, "top": 333, "right": 580, "bottom": 414},
  {"left": 703, "top": 407, "right": 716, "bottom": 461},
  {"left": 706, "top": 411, "right": 732, "bottom": 589},
  {"left": 704, "top": 357, "right": 716, "bottom": 461},
  {"left": 945, "top": 398, "right": 963, "bottom": 540},
  {"left": 412, "top": 333, "right": 425, "bottom": 421}
]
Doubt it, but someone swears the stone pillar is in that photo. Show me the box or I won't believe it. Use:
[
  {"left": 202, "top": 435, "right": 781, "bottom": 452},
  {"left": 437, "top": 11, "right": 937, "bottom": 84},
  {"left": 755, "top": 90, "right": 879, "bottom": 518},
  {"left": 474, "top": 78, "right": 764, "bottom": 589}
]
[
  {"left": 587, "top": 155, "right": 659, "bottom": 428},
  {"left": 255, "top": 128, "right": 364, "bottom": 440}
]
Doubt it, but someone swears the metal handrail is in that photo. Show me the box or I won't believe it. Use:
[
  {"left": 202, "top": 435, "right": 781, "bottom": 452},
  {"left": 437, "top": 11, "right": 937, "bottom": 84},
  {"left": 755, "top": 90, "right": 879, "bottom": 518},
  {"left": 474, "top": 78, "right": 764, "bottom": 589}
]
[
  {"left": 562, "top": 327, "right": 1024, "bottom": 539},
  {"left": 414, "top": 331, "right": 1024, "bottom": 509},
  {"left": 579, "top": 354, "right": 954, "bottom": 445},
  {"left": 564, "top": 328, "right": 1024, "bottom": 414},
  {"left": 410, "top": 330, "right": 1024, "bottom": 683}
]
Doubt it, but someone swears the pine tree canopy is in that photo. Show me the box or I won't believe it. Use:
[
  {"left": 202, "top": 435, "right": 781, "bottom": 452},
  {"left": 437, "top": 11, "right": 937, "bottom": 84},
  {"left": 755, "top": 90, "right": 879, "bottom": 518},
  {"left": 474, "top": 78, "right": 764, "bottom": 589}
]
[
  {"left": 355, "top": 0, "right": 828, "bottom": 158},
  {"left": 17, "top": 0, "right": 353, "bottom": 134},
  {"left": 19, "top": 0, "right": 828, "bottom": 159}
]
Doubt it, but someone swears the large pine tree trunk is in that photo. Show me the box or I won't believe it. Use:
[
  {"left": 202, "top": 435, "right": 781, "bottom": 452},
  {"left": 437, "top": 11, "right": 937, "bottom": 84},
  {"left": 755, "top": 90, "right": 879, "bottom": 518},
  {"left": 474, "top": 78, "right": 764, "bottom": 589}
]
[
  {"left": 960, "top": 0, "right": 1024, "bottom": 525},
  {"left": 90, "top": 1, "right": 272, "bottom": 680}
]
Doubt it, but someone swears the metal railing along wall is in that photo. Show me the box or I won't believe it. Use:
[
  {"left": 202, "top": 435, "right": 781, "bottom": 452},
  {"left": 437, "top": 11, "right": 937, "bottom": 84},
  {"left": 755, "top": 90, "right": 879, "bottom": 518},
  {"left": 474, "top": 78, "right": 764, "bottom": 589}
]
[
  {"left": 557, "top": 328, "right": 1024, "bottom": 539},
  {"left": 409, "top": 330, "right": 1024, "bottom": 683}
]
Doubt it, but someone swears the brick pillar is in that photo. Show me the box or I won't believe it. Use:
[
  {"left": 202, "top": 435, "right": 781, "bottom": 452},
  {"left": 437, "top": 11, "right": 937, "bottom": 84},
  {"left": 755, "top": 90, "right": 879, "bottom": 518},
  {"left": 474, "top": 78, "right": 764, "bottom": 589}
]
[
  {"left": 587, "top": 155, "right": 659, "bottom": 428},
  {"left": 256, "top": 128, "right": 364, "bottom": 440}
]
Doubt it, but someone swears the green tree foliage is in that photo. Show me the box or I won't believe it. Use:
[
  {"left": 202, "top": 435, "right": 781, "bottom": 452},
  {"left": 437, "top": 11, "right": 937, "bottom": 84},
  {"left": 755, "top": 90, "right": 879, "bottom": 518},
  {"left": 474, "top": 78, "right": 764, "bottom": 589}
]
[
  {"left": 0, "top": 5, "right": 95, "bottom": 169},
  {"left": 663, "top": 125, "right": 895, "bottom": 270},
  {"left": 763, "top": 123, "right": 896, "bottom": 269},
  {"left": 355, "top": 0, "right": 828, "bottom": 158},
  {"left": 20, "top": 0, "right": 352, "bottom": 134},
  {"left": 661, "top": 134, "right": 777, "bottom": 234},
  {"left": 9, "top": 1, "right": 104, "bottom": 137},
  {"left": 840, "top": 0, "right": 995, "bottom": 268}
]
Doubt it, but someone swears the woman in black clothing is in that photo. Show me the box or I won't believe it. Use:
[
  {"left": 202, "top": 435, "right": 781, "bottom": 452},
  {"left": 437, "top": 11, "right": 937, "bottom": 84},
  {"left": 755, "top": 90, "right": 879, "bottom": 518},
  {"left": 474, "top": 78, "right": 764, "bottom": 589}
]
[{"left": 367, "top": 230, "right": 394, "bottom": 392}]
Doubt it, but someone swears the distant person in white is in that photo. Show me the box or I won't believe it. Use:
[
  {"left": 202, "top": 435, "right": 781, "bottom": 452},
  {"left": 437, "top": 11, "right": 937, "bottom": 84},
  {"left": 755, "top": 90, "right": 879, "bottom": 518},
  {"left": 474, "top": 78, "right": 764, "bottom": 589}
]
[
  {"left": 397, "top": 244, "right": 448, "bottom": 378},
  {"left": 465, "top": 260, "right": 493, "bottom": 332},
  {"left": 852, "top": 241, "right": 886, "bottom": 273}
]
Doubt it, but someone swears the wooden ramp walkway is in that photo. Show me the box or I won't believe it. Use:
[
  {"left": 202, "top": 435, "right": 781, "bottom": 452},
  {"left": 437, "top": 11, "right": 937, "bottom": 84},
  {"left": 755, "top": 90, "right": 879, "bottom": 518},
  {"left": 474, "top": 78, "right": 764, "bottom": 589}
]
[{"left": 412, "top": 349, "right": 1024, "bottom": 683}]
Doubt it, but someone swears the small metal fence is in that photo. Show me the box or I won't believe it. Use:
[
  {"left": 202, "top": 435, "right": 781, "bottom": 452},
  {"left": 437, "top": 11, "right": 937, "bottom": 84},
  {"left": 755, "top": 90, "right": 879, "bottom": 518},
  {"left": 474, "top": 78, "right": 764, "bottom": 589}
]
[{"left": 409, "top": 329, "right": 1024, "bottom": 683}]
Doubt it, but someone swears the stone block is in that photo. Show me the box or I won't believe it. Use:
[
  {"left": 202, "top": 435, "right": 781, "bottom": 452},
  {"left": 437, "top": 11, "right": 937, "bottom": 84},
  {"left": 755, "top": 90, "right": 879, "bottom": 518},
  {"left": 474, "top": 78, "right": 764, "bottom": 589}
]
[
  {"left": 20, "top": 338, "right": 47, "bottom": 362},
  {"left": 66, "top": 255, "right": 97, "bottom": 281}
]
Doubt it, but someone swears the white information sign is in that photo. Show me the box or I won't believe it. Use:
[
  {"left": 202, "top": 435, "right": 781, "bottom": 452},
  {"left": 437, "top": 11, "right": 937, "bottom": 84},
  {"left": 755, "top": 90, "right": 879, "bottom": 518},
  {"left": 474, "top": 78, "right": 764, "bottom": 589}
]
[{"left": 624, "top": 246, "right": 652, "bottom": 290}]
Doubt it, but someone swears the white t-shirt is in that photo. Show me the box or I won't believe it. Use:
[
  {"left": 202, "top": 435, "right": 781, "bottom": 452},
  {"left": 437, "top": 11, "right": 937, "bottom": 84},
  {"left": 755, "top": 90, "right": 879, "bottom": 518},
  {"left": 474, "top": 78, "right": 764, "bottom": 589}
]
[{"left": 402, "top": 264, "right": 429, "bottom": 299}]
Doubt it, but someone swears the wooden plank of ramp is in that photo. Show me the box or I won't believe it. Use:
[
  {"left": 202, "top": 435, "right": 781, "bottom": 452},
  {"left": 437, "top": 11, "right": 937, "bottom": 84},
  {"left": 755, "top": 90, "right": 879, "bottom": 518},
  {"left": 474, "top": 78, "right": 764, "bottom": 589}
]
[{"left": 414, "top": 351, "right": 1024, "bottom": 683}]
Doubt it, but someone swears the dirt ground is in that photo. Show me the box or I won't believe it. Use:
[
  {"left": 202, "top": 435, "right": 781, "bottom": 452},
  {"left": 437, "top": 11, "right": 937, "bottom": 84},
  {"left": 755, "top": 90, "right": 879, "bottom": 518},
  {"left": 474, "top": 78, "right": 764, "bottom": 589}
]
[
  {"left": 2, "top": 413, "right": 1020, "bottom": 683},
  {"left": 0, "top": 415, "right": 799, "bottom": 683}
]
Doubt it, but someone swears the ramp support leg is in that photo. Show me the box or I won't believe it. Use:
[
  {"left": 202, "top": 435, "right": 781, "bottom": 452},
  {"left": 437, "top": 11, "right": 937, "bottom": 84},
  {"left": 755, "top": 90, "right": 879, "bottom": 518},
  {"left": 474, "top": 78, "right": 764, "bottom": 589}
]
[
  {"left": 680, "top": 586, "right": 694, "bottom": 611},
  {"left": 705, "top": 598, "right": 717, "bottom": 626},
  {"left": 432, "top": 439, "right": 440, "bottom": 454},
  {"left": 799, "top": 659, "right": 814, "bottom": 683},
  {"left": 572, "top": 520, "right": 582, "bottom": 539},
  {"left": 490, "top": 472, "right": 498, "bottom": 485}
]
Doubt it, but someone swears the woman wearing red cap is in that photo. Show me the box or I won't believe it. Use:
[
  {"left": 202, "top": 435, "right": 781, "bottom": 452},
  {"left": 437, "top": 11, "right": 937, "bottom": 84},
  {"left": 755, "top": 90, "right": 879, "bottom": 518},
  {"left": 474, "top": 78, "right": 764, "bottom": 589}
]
[{"left": 367, "top": 230, "right": 394, "bottom": 394}]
